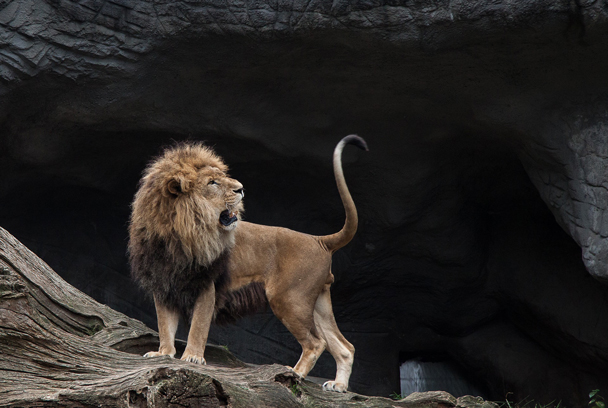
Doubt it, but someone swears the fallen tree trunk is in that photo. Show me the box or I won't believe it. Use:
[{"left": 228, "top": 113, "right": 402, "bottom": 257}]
[{"left": 0, "top": 226, "right": 494, "bottom": 407}]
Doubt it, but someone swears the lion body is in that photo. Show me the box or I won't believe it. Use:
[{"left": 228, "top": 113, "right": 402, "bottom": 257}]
[
  {"left": 229, "top": 221, "right": 334, "bottom": 297},
  {"left": 129, "top": 136, "right": 367, "bottom": 393}
]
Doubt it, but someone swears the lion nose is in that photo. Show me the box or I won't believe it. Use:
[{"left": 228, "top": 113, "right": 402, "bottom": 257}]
[{"left": 234, "top": 188, "right": 244, "bottom": 197}]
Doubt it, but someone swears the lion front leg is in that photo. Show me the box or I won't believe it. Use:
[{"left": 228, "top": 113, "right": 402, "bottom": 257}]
[
  {"left": 181, "top": 284, "right": 216, "bottom": 365},
  {"left": 145, "top": 295, "right": 179, "bottom": 358}
]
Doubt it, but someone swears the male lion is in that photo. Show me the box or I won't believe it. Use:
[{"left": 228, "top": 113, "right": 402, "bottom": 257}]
[{"left": 129, "top": 135, "right": 368, "bottom": 392}]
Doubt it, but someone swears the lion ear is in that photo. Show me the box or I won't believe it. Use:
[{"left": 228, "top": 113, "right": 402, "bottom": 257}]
[
  {"left": 167, "top": 179, "right": 182, "bottom": 196},
  {"left": 166, "top": 174, "right": 191, "bottom": 196}
]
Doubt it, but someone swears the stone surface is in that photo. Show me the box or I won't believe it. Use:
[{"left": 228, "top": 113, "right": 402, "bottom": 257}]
[{"left": 2, "top": 1, "right": 608, "bottom": 407}]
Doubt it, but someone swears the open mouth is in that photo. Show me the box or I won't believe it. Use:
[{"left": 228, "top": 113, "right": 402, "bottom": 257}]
[{"left": 219, "top": 209, "right": 239, "bottom": 227}]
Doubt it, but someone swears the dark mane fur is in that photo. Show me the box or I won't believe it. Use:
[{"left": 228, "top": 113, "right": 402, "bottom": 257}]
[
  {"left": 214, "top": 282, "right": 267, "bottom": 325},
  {"left": 130, "top": 235, "right": 266, "bottom": 323}
]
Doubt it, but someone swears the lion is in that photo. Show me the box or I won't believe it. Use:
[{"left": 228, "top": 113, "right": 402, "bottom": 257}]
[{"left": 128, "top": 135, "right": 368, "bottom": 393}]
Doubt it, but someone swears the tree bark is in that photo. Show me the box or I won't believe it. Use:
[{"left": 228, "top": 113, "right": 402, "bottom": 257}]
[{"left": 0, "top": 226, "right": 494, "bottom": 407}]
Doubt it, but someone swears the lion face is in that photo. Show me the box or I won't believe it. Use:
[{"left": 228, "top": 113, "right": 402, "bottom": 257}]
[
  {"left": 183, "top": 166, "right": 244, "bottom": 232},
  {"left": 130, "top": 142, "right": 244, "bottom": 265}
]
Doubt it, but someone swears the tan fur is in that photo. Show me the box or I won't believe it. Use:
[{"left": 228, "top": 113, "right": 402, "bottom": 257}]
[{"left": 131, "top": 136, "right": 367, "bottom": 393}]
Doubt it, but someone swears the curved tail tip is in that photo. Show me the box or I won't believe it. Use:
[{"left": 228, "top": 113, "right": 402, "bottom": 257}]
[{"left": 342, "top": 134, "right": 369, "bottom": 151}]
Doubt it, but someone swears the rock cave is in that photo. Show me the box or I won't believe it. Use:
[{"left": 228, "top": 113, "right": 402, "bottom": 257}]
[{"left": 1, "top": 0, "right": 608, "bottom": 406}]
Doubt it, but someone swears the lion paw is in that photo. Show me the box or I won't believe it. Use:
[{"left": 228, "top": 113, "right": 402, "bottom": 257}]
[
  {"left": 143, "top": 351, "right": 175, "bottom": 358},
  {"left": 323, "top": 381, "right": 347, "bottom": 393},
  {"left": 181, "top": 353, "right": 206, "bottom": 365},
  {"left": 284, "top": 366, "right": 304, "bottom": 379}
]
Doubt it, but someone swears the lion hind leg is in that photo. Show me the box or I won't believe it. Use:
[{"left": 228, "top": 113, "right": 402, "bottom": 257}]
[
  {"left": 269, "top": 295, "right": 326, "bottom": 378},
  {"left": 145, "top": 296, "right": 179, "bottom": 358},
  {"left": 292, "top": 330, "right": 326, "bottom": 378},
  {"left": 313, "top": 285, "right": 355, "bottom": 393}
]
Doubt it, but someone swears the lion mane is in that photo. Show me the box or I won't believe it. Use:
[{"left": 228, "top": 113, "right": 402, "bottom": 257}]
[{"left": 128, "top": 142, "right": 260, "bottom": 321}]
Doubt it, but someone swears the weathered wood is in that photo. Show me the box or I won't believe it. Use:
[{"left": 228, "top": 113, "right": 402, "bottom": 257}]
[{"left": 0, "top": 226, "right": 494, "bottom": 407}]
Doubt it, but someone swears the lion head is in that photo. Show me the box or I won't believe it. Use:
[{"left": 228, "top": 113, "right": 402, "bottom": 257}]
[{"left": 129, "top": 142, "right": 244, "bottom": 267}]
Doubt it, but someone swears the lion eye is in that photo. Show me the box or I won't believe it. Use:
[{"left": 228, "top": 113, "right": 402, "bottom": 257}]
[{"left": 208, "top": 180, "right": 218, "bottom": 186}]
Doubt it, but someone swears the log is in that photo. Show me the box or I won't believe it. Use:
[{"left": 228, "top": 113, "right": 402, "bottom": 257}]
[{"left": 0, "top": 226, "right": 495, "bottom": 407}]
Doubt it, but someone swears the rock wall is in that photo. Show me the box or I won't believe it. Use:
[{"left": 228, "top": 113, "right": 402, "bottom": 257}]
[{"left": 2, "top": 1, "right": 608, "bottom": 406}]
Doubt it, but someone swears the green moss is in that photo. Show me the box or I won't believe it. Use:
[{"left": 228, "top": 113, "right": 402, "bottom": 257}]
[
  {"left": 290, "top": 383, "right": 302, "bottom": 397},
  {"left": 86, "top": 323, "right": 104, "bottom": 336},
  {"left": 390, "top": 392, "right": 404, "bottom": 400}
]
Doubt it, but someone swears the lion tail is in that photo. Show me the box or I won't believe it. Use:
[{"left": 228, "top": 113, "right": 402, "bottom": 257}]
[{"left": 320, "top": 134, "right": 368, "bottom": 253}]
